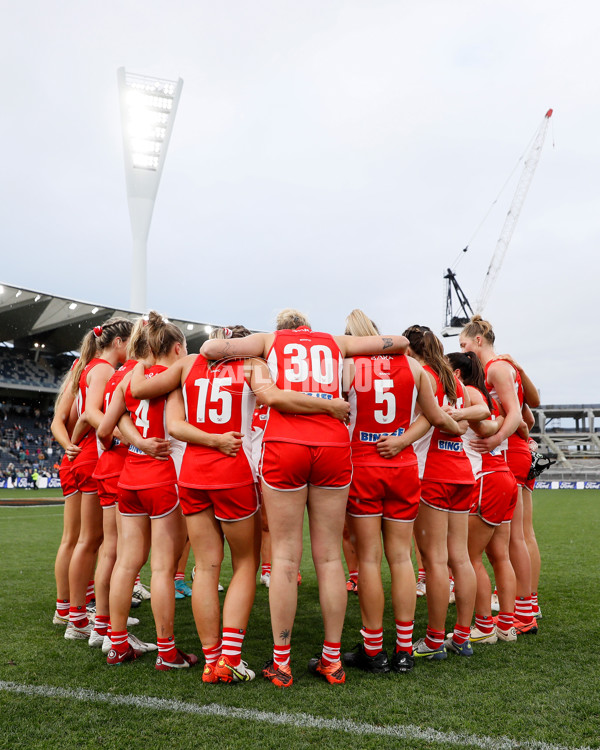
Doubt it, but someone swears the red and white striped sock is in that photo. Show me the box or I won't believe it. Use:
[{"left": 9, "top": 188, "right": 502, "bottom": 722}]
[
  {"left": 321, "top": 640, "right": 341, "bottom": 666},
  {"left": 360, "top": 626, "right": 383, "bottom": 657},
  {"left": 222, "top": 627, "right": 245, "bottom": 667},
  {"left": 349, "top": 569, "right": 358, "bottom": 584},
  {"left": 93, "top": 614, "right": 110, "bottom": 636},
  {"left": 515, "top": 596, "right": 533, "bottom": 622},
  {"left": 497, "top": 611, "right": 514, "bottom": 630},
  {"left": 174, "top": 572, "right": 185, "bottom": 583},
  {"left": 273, "top": 644, "right": 291, "bottom": 668},
  {"left": 85, "top": 580, "right": 95, "bottom": 605},
  {"left": 475, "top": 613, "right": 494, "bottom": 635},
  {"left": 134, "top": 574, "right": 141, "bottom": 586},
  {"left": 111, "top": 630, "right": 128, "bottom": 655},
  {"left": 157, "top": 636, "right": 178, "bottom": 662},
  {"left": 56, "top": 599, "right": 69, "bottom": 618},
  {"left": 261, "top": 563, "right": 271, "bottom": 576},
  {"left": 452, "top": 623, "right": 471, "bottom": 646},
  {"left": 424, "top": 627, "right": 445, "bottom": 651},
  {"left": 417, "top": 569, "right": 426, "bottom": 583},
  {"left": 394, "top": 620, "right": 414, "bottom": 654},
  {"left": 69, "top": 605, "right": 88, "bottom": 628},
  {"left": 531, "top": 591, "right": 539, "bottom": 614},
  {"left": 202, "top": 640, "right": 222, "bottom": 666}
]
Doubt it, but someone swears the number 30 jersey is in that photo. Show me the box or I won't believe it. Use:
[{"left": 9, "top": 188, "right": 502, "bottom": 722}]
[
  {"left": 264, "top": 327, "right": 349, "bottom": 447},
  {"left": 179, "top": 355, "right": 256, "bottom": 489},
  {"left": 347, "top": 354, "right": 418, "bottom": 467},
  {"left": 118, "top": 364, "right": 178, "bottom": 490}
]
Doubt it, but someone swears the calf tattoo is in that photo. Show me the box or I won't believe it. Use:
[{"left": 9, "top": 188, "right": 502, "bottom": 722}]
[{"left": 280, "top": 629, "right": 291, "bottom": 644}]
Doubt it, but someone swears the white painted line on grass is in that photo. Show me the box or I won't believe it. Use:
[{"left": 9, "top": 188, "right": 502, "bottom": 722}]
[{"left": 0, "top": 680, "right": 591, "bottom": 750}]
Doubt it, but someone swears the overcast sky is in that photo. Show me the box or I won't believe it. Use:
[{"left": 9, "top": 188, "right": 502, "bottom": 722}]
[{"left": 1, "top": 1, "right": 598, "bottom": 403}]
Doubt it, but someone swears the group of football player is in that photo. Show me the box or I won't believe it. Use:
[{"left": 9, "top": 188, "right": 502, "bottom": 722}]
[{"left": 50, "top": 307, "right": 542, "bottom": 686}]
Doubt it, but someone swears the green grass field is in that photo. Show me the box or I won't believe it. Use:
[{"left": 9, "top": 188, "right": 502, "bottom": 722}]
[{"left": 0, "top": 490, "right": 598, "bottom": 750}]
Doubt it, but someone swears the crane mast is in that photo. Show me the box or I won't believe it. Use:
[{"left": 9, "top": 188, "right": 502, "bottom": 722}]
[
  {"left": 475, "top": 108, "right": 553, "bottom": 313},
  {"left": 442, "top": 108, "right": 553, "bottom": 337}
]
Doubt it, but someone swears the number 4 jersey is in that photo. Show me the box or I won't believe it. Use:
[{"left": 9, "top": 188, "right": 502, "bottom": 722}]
[
  {"left": 178, "top": 355, "right": 256, "bottom": 489},
  {"left": 118, "top": 364, "right": 178, "bottom": 490}
]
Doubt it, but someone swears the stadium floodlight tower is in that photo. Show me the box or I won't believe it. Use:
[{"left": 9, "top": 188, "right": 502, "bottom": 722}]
[{"left": 118, "top": 67, "right": 183, "bottom": 311}]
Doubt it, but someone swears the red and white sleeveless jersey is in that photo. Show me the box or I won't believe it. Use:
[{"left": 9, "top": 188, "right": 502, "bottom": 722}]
[
  {"left": 94, "top": 359, "right": 137, "bottom": 480},
  {"left": 250, "top": 403, "right": 268, "bottom": 475},
  {"left": 264, "top": 327, "right": 348, "bottom": 446},
  {"left": 347, "top": 354, "right": 417, "bottom": 467},
  {"left": 117, "top": 365, "right": 177, "bottom": 490},
  {"left": 484, "top": 359, "right": 530, "bottom": 454},
  {"left": 179, "top": 355, "right": 256, "bottom": 489},
  {"left": 73, "top": 357, "right": 112, "bottom": 464},
  {"left": 463, "top": 393, "right": 511, "bottom": 480},
  {"left": 413, "top": 366, "right": 473, "bottom": 484}
]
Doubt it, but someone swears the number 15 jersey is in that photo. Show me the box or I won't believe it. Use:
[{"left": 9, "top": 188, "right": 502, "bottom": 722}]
[{"left": 179, "top": 355, "right": 256, "bottom": 489}]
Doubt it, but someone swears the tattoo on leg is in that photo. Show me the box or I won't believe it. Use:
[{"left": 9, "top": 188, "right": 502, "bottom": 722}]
[{"left": 280, "top": 629, "right": 291, "bottom": 643}]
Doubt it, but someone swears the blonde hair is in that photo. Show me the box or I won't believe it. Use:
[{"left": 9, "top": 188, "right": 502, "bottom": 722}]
[
  {"left": 275, "top": 308, "right": 310, "bottom": 330},
  {"left": 145, "top": 311, "right": 185, "bottom": 358},
  {"left": 461, "top": 315, "right": 495, "bottom": 345},
  {"left": 71, "top": 317, "right": 133, "bottom": 395},
  {"left": 126, "top": 318, "right": 150, "bottom": 361},
  {"left": 344, "top": 309, "right": 380, "bottom": 337}
]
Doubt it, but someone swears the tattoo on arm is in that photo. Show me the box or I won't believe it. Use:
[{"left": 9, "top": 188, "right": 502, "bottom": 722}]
[
  {"left": 382, "top": 337, "right": 393, "bottom": 350},
  {"left": 279, "top": 629, "right": 291, "bottom": 644}
]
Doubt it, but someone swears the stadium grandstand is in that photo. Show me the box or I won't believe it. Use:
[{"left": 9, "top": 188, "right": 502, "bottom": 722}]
[
  {"left": 0, "top": 281, "right": 598, "bottom": 490},
  {"left": 0, "top": 281, "right": 219, "bottom": 489}
]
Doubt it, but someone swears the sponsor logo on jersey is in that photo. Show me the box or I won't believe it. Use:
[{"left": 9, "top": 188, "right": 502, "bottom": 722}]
[
  {"left": 128, "top": 445, "right": 145, "bottom": 455},
  {"left": 360, "top": 427, "right": 405, "bottom": 443},
  {"left": 438, "top": 440, "right": 464, "bottom": 452},
  {"left": 304, "top": 392, "right": 333, "bottom": 400}
]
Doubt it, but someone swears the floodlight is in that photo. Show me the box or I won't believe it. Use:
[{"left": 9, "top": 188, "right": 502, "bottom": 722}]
[
  {"left": 118, "top": 67, "right": 183, "bottom": 311},
  {"left": 34, "top": 294, "right": 41, "bottom": 302},
  {"left": 187, "top": 324, "right": 194, "bottom": 331},
  {"left": 91, "top": 307, "right": 99, "bottom": 314},
  {"left": 68, "top": 302, "right": 77, "bottom": 310},
  {"left": 15, "top": 290, "right": 22, "bottom": 298},
  {"left": 204, "top": 325, "right": 213, "bottom": 334}
]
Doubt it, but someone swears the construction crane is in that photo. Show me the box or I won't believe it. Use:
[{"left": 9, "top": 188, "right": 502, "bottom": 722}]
[{"left": 442, "top": 108, "right": 553, "bottom": 337}]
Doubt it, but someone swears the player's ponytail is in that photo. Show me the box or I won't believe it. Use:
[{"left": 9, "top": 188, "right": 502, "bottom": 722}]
[
  {"left": 403, "top": 324, "right": 457, "bottom": 404},
  {"left": 127, "top": 317, "right": 151, "bottom": 361},
  {"left": 447, "top": 351, "right": 492, "bottom": 410},
  {"left": 71, "top": 332, "right": 98, "bottom": 395},
  {"left": 145, "top": 311, "right": 185, "bottom": 358}
]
